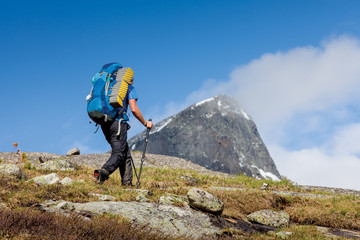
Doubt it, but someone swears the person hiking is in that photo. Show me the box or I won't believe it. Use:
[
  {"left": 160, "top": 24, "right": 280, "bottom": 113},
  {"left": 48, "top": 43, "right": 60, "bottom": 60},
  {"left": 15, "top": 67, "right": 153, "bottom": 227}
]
[{"left": 94, "top": 68, "right": 153, "bottom": 185}]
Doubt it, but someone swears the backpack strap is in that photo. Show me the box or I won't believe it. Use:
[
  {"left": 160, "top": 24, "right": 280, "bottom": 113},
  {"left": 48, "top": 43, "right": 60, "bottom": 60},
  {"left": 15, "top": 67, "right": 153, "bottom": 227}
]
[{"left": 116, "top": 118, "right": 123, "bottom": 136}]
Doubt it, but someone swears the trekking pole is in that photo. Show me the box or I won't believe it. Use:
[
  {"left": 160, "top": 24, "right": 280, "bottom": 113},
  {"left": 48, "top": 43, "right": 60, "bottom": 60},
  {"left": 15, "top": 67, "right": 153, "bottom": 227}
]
[
  {"left": 130, "top": 157, "right": 139, "bottom": 182},
  {"left": 136, "top": 119, "right": 151, "bottom": 189}
]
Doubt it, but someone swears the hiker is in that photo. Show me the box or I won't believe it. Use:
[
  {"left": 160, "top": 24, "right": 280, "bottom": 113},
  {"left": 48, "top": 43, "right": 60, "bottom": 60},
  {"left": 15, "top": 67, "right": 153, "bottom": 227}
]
[{"left": 92, "top": 64, "right": 153, "bottom": 185}]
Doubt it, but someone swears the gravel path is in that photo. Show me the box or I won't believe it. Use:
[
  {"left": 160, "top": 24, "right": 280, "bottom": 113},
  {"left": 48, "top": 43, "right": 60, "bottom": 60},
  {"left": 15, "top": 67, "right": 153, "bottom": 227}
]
[{"left": 0, "top": 152, "right": 230, "bottom": 177}]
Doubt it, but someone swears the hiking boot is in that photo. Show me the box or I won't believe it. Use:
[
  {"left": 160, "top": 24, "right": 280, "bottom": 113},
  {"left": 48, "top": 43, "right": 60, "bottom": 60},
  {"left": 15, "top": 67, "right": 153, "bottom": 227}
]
[
  {"left": 94, "top": 169, "right": 109, "bottom": 184},
  {"left": 122, "top": 182, "right": 133, "bottom": 187}
]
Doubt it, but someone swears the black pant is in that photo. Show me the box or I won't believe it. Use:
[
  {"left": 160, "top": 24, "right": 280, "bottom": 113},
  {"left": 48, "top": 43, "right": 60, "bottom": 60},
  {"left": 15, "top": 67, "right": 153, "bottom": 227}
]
[{"left": 101, "top": 120, "right": 133, "bottom": 185}]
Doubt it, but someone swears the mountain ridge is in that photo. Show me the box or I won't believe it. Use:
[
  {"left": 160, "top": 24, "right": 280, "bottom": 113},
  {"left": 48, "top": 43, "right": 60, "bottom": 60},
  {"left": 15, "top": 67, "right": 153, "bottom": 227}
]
[{"left": 129, "top": 95, "right": 281, "bottom": 180}]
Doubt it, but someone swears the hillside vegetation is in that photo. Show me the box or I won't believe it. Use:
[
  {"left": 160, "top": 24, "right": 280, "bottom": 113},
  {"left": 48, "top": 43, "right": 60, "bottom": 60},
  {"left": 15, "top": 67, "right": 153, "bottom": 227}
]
[{"left": 0, "top": 153, "right": 360, "bottom": 239}]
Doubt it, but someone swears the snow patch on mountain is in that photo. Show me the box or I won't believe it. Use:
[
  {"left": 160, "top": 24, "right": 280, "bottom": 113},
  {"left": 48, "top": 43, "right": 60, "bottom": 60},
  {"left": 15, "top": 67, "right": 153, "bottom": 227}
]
[
  {"left": 151, "top": 117, "right": 173, "bottom": 134},
  {"left": 241, "top": 109, "right": 251, "bottom": 120},
  {"left": 251, "top": 165, "right": 280, "bottom": 181},
  {"left": 195, "top": 97, "right": 215, "bottom": 107}
]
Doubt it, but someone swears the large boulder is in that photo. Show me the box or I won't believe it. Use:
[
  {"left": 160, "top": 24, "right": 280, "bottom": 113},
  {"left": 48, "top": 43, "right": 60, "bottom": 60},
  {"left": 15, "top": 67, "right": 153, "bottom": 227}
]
[
  {"left": 42, "top": 201, "right": 221, "bottom": 239},
  {"left": 31, "top": 173, "right": 60, "bottom": 185},
  {"left": 187, "top": 188, "right": 224, "bottom": 215},
  {"left": 247, "top": 209, "right": 289, "bottom": 228},
  {"left": 0, "top": 164, "right": 27, "bottom": 180},
  {"left": 66, "top": 148, "right": 80, "bottom": 156}
]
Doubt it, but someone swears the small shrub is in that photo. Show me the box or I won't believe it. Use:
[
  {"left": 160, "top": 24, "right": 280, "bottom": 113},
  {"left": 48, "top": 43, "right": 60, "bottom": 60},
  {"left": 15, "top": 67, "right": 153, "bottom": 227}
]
[
  {"left": 24, "top": 161, "right": 35, "bottom": 170},
  {"left": 21, "top": 152, "right": 28, "bottom": 160},
  {"left": 340, "top": 209, "right": 347, "bottom": 216}
]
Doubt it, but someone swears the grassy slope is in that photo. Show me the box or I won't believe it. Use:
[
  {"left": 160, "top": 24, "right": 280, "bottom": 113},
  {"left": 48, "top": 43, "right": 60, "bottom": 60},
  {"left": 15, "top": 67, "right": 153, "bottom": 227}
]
[{"left": 0, "top": 163, "right": 359, "bottom": 239}]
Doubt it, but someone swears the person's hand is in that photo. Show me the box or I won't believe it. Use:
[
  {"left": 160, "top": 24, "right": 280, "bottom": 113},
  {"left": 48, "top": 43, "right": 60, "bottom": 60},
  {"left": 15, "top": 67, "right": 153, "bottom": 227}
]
[{"left": 145, "top": 121, "right": 153, "bottom": 130}]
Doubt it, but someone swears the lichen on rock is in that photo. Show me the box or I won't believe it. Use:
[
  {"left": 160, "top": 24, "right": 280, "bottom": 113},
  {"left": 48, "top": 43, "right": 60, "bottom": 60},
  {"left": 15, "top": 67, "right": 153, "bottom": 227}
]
[
  {"left": 187, "top": 188, "right": 224, "bottom": 215},
  {"left": 0, "top": 164, "right": 27, "bottom": 180},
  {"left": 247, "top": 209, "right": 289, "bottom": 228}
]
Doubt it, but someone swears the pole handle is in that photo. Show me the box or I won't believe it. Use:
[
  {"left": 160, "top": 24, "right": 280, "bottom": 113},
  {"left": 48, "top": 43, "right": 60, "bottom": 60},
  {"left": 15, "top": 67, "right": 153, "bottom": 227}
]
[{"left": 146, "top": 118, "right": 152, "bottom": 128}]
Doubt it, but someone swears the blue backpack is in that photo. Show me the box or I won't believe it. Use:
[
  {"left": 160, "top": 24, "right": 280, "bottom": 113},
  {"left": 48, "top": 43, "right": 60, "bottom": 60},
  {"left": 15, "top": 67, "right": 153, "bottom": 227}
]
[{"left": 86, "top": 62, "right": 134, "bottom": 125}]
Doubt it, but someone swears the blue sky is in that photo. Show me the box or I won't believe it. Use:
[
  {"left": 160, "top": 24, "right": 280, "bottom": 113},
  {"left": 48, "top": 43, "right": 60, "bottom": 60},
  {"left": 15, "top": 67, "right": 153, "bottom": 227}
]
[{"left": 2, "top": 0, "right": 360, "bottom": 190}]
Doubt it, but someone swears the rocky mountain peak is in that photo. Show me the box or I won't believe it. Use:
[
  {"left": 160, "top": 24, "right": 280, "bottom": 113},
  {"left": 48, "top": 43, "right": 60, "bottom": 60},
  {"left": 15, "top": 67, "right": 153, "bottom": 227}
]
[{"left": 129, "top": 95, "right": 281, "bottom": 180}]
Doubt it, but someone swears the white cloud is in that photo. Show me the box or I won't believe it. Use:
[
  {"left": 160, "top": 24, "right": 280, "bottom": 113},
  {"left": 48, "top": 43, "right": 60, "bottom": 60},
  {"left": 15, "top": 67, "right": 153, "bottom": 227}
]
[
  {"left": 151, "top": 35, "right": 360, "bottom": 190},
  {"left": 330, "top": 123, "right": 360, "bottom": 156},
  {"left": 268, "top": 122, "right": 360, "bottom": 191},
  {"left": 228, "top": 35, "right": 360, "bottom": 129},
  {"left": 269, "top": 143, "right": 360, "bottom": 190}
]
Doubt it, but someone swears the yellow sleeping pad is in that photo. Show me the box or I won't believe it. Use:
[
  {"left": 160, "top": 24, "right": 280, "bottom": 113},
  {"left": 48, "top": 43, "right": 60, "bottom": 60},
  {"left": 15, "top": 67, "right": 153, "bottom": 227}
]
[{"left": 109, "top": 67, "right": 134, "bottom": 109}]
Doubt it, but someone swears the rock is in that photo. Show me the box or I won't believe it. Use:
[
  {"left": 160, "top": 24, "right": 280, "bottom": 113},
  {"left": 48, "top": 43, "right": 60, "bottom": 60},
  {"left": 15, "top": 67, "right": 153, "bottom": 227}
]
[
  {"left": 0, "top": 202, "right": 9, "bottom": 210},
  {"left": 159, "top": 195, "right": 189, "bottom": 208},
  {"left": 187, "top": 188, "right": 224, "bottom": 215},
  {"left": 276, "top": 231, "right": 293, "bottom": 239},
  {"left": 272, "top": 190, "right": 333, "bottom": 199},
  {"left": 38, "top": 199, "right": 61, "bottom": 212},
  {"left": 89, "top": 193, "right": 116, "bottom": 201},
  {"left": 316, "top": 226, "right": 360, "bottom": 239},
  {"left": 39, "top": 159, "right": 77, "bottom": 171},
  {"left": 125, "top": 189, "right": 152, "bottom": 196},
  {"left": 260, "top": 183, "right": 269, "bottom": 190},
  {"left": 136, "top": 194, "right": 150, "bottom": 202},
  {"left": 31, "top": 173, "right": 60, "bottom": 185},
  {"left": 179, "top": 176, "right": 199, "bottom": 186},
  {"left": 247, "top": 210, "right": 289, "bottom": 228},
  {"left": 59, "top": 177, "right": 74, "bottom": 186},
  {"left": 0, "top": 153, "right": 21, "bottom": 164},
  {"left": 0, "top": 164, "right": 27, "bottom": 180},
  {"left": 0, "top": 152, "right": 64, "bottom": 164},
  {"left": 57, "top": 201, "right": 75, "bottom": 211},
  {"left": 129, "top": 95, "right": 281, "bottom": 180},
  {"left": 126, "top": 189, "right": 152, "bottom": 202},
  {"left": 66, "top": 148, "right": 80, "bottom": 156},
  {"left": 42, "top": 201, "right": 221, "bottom": 239}
]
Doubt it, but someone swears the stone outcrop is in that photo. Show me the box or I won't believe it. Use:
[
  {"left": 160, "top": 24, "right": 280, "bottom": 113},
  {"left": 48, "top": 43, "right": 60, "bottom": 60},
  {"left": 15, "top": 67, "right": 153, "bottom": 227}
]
[
  {"left": 29, "top": 173, "right": 75, "bottom": 186},
  {"left": 66, "top": 148, "right": 80, "bottom": 156},
  {"left": 0, "top": 164, "right": 27, "bottom": 180},
  {"left": 129, "top": 95, "right": 281, "bottom": 180},
  {"left": 316, "top": 226, "right": 360, "bottom": 239},
  {"left": 38, "top": 159, "right": 77, "bottom": 171},
  {"left": 31, "top": 173, "right": 60, "bottom": 185},
  {"left": 187, "top": 188, "right": 224, "bottom": 215},
  {"left": 41, "top": 200, "right": 221, "bottom": 239},
  {"left": 88, "top": 193, "right": 116, "bottom": 201},
  {"left": 247, "top": 209, "right": 289, "bottom": 228},
  {"left": 159, "top": 195, "right": 190, "bottom": 208},
  {"left": 0, "top": 152, "right": 63, "bottom": 164}
]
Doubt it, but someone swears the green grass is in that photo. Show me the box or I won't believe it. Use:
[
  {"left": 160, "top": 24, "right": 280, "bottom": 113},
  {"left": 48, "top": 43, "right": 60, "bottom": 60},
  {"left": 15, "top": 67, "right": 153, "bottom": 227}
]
[{"left": 0, "top": 164, "right": 358, "bottom": 239}]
